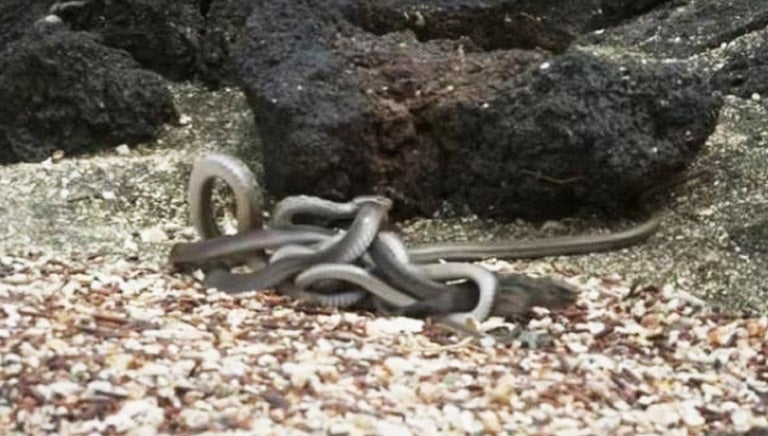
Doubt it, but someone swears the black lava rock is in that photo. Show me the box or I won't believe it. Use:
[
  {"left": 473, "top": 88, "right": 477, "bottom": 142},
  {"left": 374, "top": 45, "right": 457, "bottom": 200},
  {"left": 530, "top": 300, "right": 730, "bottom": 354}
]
[
  {"left": 197, "top": 0, "right": 252, "bottom": 87},
  {"left": 0, "top": 21, "right": 178, "bottom": 164},
  {"left": 711, "top": 30, "right": 768, "bottom": 101},
  {"left": 0, "top": 0, "right": 51, "bottom": 52},
  {"left": 430, "top": 49, "right": 721, "bottom": 218},
  {"left": 59, "top": 0, "right": 205, "bottom": 81},
  {"left": 585, "top": 0, "right": 768, "bottom": 59},
  {"left": 236, "top": 0, "right": 721, "bottom": 220},
  {"left": 54, "top": 0, "right": 251, "bottom": 86}
]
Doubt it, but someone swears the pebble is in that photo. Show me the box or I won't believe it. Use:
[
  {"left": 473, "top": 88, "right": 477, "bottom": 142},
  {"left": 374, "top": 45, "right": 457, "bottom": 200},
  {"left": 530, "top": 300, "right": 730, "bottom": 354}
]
[
  {"left": 383, "top": 356, "right": 411, "bottom": 376},
  {"left": 104, "top": 399, "right": 165, "bottom": 433},
  {"left": 645, "top": 403, "right": 681, "bottom": 427},
  {"left": 139, "top": 226, "right": 168, "bottom": 243}
]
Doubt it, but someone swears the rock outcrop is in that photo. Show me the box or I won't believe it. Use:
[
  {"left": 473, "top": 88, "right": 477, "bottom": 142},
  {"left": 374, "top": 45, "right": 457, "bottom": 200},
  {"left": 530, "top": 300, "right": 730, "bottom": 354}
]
[
  {"left": 236, "top": 0, "right": 721, "bottom": 219},
  {"left": 0, "top": 20, "right": 178, "bottom": 163}
]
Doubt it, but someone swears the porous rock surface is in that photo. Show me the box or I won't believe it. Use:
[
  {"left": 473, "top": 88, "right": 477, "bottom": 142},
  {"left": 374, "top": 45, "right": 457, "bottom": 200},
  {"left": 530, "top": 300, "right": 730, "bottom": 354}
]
[
  {"left": 587, "top": 0, "right": 768, "bottom": 107},
  {"left": 197, "top": 0, "right": 253, "bottom": 87},
  {"left": 0, "top": 0, "right": 51, "bottom": 52},
  {"left": 59, "top": 0, "right": 205, "bottom": 82},
  {"left": 236, "top": 0, "right": 722, "bottom": 220},
  {"left": 0, "top": 21, "right": 177, "bottom": 164},
  {"left": 55, "top": 0, "right": 251, "bottom": 86},
  {"left": 586, "top": 0, "right": 768, "bottom": 59},
  {"left": 345, "top": 0, "right": 668, "bottom": 51}
]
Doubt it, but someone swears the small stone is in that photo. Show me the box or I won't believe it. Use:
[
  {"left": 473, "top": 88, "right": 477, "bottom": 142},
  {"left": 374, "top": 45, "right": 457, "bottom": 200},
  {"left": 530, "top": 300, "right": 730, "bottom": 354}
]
[
  {"left": 85, "top": 381, "right": 128, "bottom": 398},
  {"left": 115, "top": 144, "right": 131, "bottom": 155},
  {"left": 587, "top": 321, "right": 605, "bottom": 335},
  {"left": 383, "top": 356, "right": 411, "bottom": 376},
  {"left": 36, "top": 381, "right": 82, "bottom": 401},
  {"left": 645, "top": 403, "right": 680, "bottom": 427},
  {"left": 540, "top": 220, "right": 567, "bottom": 234},
  {"left": 219, "top": 357, "right": 249, "bottom": 377},
  {"left": 282, "top": 362, "right": 316, "bottom": 389},
  {"left": 708, "top": 324, "right": 736, "bottom": 347},
  {"left": 137, "top": 362, "right": 171, "bottom": 378},
  {"left": 416, "top": 383, "right": 441, "bottom": 402},
  {"left": 139, "top": 227, "right": 168, "bottom": 243},
  {"left": 680, "top": 402, "right": 705, "bottom": 427},
  {"left": 478, "top": 410, "right": 502, "bottom": 433},
  {"left": 489, "top": 375, "right": 515, "bottom": 404},
  {"left": 105, "top": 353, "right": 134, "bottom": 372},
  {"left": 125, "top": 306, "right": 164, "bottom": 321},
  {"left": 179, "top": 408, "right": 210, "bottom": 430},
  {"left": 328, "top": 422, "right": 351, "bottom": 435},
  {"left": 375, "top": 421, "right": 412, "bottom": 436},
  {"left": 103, "top": 399, "right": 165, "bottom": 433},
  {"left": 366, "top": 317, "right": 423, "bottom": 336},
  {"left": 257, "top": 354, "right": 278, "bottom": 368},
  {"left": 731, "top": 408, "right": 754, "bottom": 432},
  {"left": 565, "top": 340, "right": 588, "bottom": 354}
]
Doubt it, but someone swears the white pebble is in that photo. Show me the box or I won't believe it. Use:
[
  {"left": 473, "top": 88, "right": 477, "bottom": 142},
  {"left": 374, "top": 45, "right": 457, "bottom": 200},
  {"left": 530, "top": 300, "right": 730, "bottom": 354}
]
[
  {"left": 383, "top": 356, "right": 411, "bottom": 376},
  {"left": 36, "top": 381, "right": 82, "bottom": 401},
  {"left": 103, "top": 399, "right": 164, "bottom": 433},
  {"left": 139, "top": 226, "right": 168, "bottom": 243},
  {"left": 376, "top": 420, "right": 413, "bottom": 436},
  {"left": 731, "top": 408, "right": 754, "bottom": 432},
  {"left": 179, "top": 408, "right": 210, "bottom": 430},
  {"left": 645, "top": 403, "right": 680, "bottom": 427},
  {"left": 680, "top": 402, "right": 705, "bottom": 427},
  {"left": 257, "top": 354, "right": 278, "bottom": 368},
  {"left": 366, "top": 317, "right": 423, "bottom": 336}
]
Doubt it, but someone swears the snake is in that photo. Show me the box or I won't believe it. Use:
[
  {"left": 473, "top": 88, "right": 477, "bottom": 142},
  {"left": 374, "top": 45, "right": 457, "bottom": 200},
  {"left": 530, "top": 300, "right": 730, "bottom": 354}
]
[
  {"left": 270, "top": 199, "right": 470, "bottom": 317},
  {"left": 172, "top": 153, "right": 670, "bottom": 327},
  {"left": 180, "top": 155, "right": 662, "bottom": 265},
  {"left": 292, "top": 262, "right": 496, "bottom": 338},
  {"left": 202, "top": 196, "right": 393, "bottom": 292},
  {"left": 169, "top": 225, "right": 334, "bottom": 268}
]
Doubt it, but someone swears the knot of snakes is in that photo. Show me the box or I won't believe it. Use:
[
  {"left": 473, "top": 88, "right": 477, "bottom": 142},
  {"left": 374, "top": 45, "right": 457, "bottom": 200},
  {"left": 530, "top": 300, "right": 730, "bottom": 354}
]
[{"left": 170, "top": 153, "right": 676, "bottom": 336}]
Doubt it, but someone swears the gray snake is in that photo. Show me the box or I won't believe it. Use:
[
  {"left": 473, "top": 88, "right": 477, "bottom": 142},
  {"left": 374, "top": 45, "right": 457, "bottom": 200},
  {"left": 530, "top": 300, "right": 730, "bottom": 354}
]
[{"left": 169, "top": 153, "right": 668, "bottom": 332}]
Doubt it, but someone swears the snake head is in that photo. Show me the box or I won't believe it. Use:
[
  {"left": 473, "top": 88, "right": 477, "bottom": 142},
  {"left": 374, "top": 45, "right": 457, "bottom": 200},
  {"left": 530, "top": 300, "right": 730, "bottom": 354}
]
[{"left": 352, "top": 195, "right": 393, "bottom": 211}]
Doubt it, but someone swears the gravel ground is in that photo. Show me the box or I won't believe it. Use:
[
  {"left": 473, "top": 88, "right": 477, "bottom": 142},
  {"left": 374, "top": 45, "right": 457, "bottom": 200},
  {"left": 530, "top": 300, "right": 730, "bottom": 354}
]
[
  {"left": 1, "top": 255, "right": 766, "bottom": 434},
  {"left": 0, "top": 78, "right": 767, "bottom": 434}
]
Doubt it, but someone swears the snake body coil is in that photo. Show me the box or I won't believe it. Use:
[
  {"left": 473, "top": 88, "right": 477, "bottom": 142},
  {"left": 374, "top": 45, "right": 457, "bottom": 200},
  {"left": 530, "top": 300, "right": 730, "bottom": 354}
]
[{"left": 171, "top": 153, "right": 674, "bottom": 334}]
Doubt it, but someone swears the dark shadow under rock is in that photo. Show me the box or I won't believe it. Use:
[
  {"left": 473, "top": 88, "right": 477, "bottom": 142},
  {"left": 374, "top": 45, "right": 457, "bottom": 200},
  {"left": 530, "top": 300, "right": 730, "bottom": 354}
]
[
  {"left": 0, "top": 21, "right": 178, "bottom": 164},
  {"left": 236, "top": 0, "right": 721, "bottom": 220},
  {"left": 584, "top": 0, "right": 768, "bottom": 59}
]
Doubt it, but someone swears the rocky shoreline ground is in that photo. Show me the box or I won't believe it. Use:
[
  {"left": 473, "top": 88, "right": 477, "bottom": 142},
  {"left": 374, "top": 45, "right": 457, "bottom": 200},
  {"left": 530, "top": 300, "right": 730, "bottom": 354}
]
[
  {"left": 1, "top": 82, "right": 767, "bottom": 434},
  {"left": 2, "top": 0, "right": 768, "bottom": 433}
]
